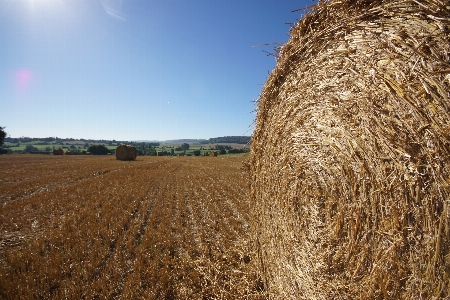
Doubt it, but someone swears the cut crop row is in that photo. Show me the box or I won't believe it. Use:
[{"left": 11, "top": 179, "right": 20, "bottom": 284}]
[{"left": 0, "top": 156, "right": 265, "bottom": 299}]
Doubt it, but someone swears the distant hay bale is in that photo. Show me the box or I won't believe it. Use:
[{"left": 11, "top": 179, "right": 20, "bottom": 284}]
[
  {"left": 86, "top": 152, "right": 93, "bottom": 155},
  {"left": 177, "top": 153, "right": 184, "bottom": 156},
  {"left": 210, "top": 151, "right": 218, "bottom": 157},
  {"left": 115, "top": 144, "right": 137, "bottom": 161},
  {"left": 157, "top": 151, "right": 163, "bottom": 156},
  {"left": 250, "top": 1, "right": 450, "bottom": 299},
  {"left": 53, "top": 148, "right": 64, "bottom": 155}
]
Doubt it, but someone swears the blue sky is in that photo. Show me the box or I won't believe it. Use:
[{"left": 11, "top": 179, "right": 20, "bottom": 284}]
[{"left": 1, "top": 0, "right": 315, "bottom": 141}]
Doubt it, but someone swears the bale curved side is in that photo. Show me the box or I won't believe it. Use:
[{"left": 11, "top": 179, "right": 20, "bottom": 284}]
[
  {"left": 128, "top": 146, "right": 137, "bottom": 160},
  {"left": 250, "top": 1, "right": 450, "bottom": 299},
  {"left": 126, "top": 145, "right": 137, "bottom": 160}
]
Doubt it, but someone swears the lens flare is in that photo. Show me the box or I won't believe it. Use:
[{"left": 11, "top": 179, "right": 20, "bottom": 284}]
[
  {"left": 15, "top": 69, "right": 34, "bottom": 95},
  {"left": 100, "top": 0, "right": 126, "bottom": 21}
]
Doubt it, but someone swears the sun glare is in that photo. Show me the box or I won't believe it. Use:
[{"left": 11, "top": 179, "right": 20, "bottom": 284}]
[
  {"left": 27, "top": 0, "right": 63, "bottom": 4},
  {"left": 25, "top": 0, "right": 64, "bottom": 15}
]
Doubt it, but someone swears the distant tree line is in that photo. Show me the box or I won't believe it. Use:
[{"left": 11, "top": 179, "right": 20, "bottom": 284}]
[
  {"left": 206, "top": 136, "right": 250, "bottom": 144},
  {"left": 0, "top": 126, "right": 6, "bottom": 154},
  {"left": 227, "top": 148, "right": 248, "bottom": 154},
  {"left": 175, "top": 143, "right": 190, "bottom": 152},
  {"left": 87, "top": 145, "right": 111, "bottom": 155},
  {"left": 3, "top": 136, "right": 138, "bottom": 146},
  {"left": 3, "top": 135, "right": 251, "bottom": 145},
  {"left": 0, "top": 127, "right": 6, "bottom": 147},
  {"left": 1, "top": 133, "right": 251, "bottom": 156}
]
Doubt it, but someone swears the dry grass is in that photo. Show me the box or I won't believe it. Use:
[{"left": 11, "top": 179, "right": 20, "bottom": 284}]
[
  {"left": 0, "top": 155, "right": 265, "bottom": 299},
  {"left": 250, "top": 0, "right": 450, "bottom": 298}
]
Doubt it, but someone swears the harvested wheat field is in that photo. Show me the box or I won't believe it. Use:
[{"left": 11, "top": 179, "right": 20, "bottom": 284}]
[
  {"left": 250, "top": 0, "right": 450, "bottom": 299},
  {"left": 0, "top": 155, "right": 264, "bottom": 299}
]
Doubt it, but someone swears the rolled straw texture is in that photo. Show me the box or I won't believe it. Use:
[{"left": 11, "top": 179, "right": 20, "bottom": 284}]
[
  {"left": 116, "top": 144, "right": 137, "bottom": 161},
  {"left": 250, "top": 0, "right": 450, "bottom": 299}
]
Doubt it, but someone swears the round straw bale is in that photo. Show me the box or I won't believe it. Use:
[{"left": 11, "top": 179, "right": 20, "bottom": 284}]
[
  {"left": 250, "top": 1, "right": 450, "bottom": 298},
  {"left": 115, "top": 144, "right": 137, "bottom": 161},
  {"left": 52, "top": 148, "right": 63, "bottom": 155}
]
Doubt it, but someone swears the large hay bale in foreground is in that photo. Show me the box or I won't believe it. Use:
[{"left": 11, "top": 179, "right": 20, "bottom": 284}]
[
  {"left": 52, "top": 148, "right": 63, "bottom": 155},
  {"left": 250, "top": 1, "right": 450, "bottom": 299},
  {"left": 115, "top": 144, "right": 137, "bottom": 161}
]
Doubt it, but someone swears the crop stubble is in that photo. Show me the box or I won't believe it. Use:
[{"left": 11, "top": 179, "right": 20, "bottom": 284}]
[{"left": 0, "top": 155, "right": 263, "bottom": 299}]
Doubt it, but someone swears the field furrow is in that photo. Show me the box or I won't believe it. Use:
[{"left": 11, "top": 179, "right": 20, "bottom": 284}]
[{"left": 0, "top": 155, "right": 265, "bottom": 299}]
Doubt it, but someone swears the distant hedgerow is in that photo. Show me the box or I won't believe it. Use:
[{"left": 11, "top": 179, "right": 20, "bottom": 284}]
[{"left": 87, "top": 144, "right": 111, "bottom": 155}]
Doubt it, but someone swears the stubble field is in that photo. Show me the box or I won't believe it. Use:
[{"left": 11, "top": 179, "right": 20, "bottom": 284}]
[{"left": 0, "top": 155, "right": 264, "bottom": 299}]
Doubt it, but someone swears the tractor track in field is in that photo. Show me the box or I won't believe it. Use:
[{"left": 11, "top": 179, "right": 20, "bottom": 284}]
[
  {"left": 0, "top": 160, "right": 163, "bottom": 204},
  {"left": 96, "top": 161, "right": 182, "bottom": 298},
  {"left": 87, "top": 199, "right": 143, "bottom": 283},
  {"left": 0, "top": 170, "right": 115, "bottom": 204},
  {"left": 86, "top": 182, "right": 162, "bottom": 286},
  {"left": 184, "top": 183, "right": 202, "bottom": 258},
  {"left": 107, "top": 181, "right": 166, "bottom": 299},
  {"left": 133, "top": 183, "right": 162, "bottom": 249}
]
